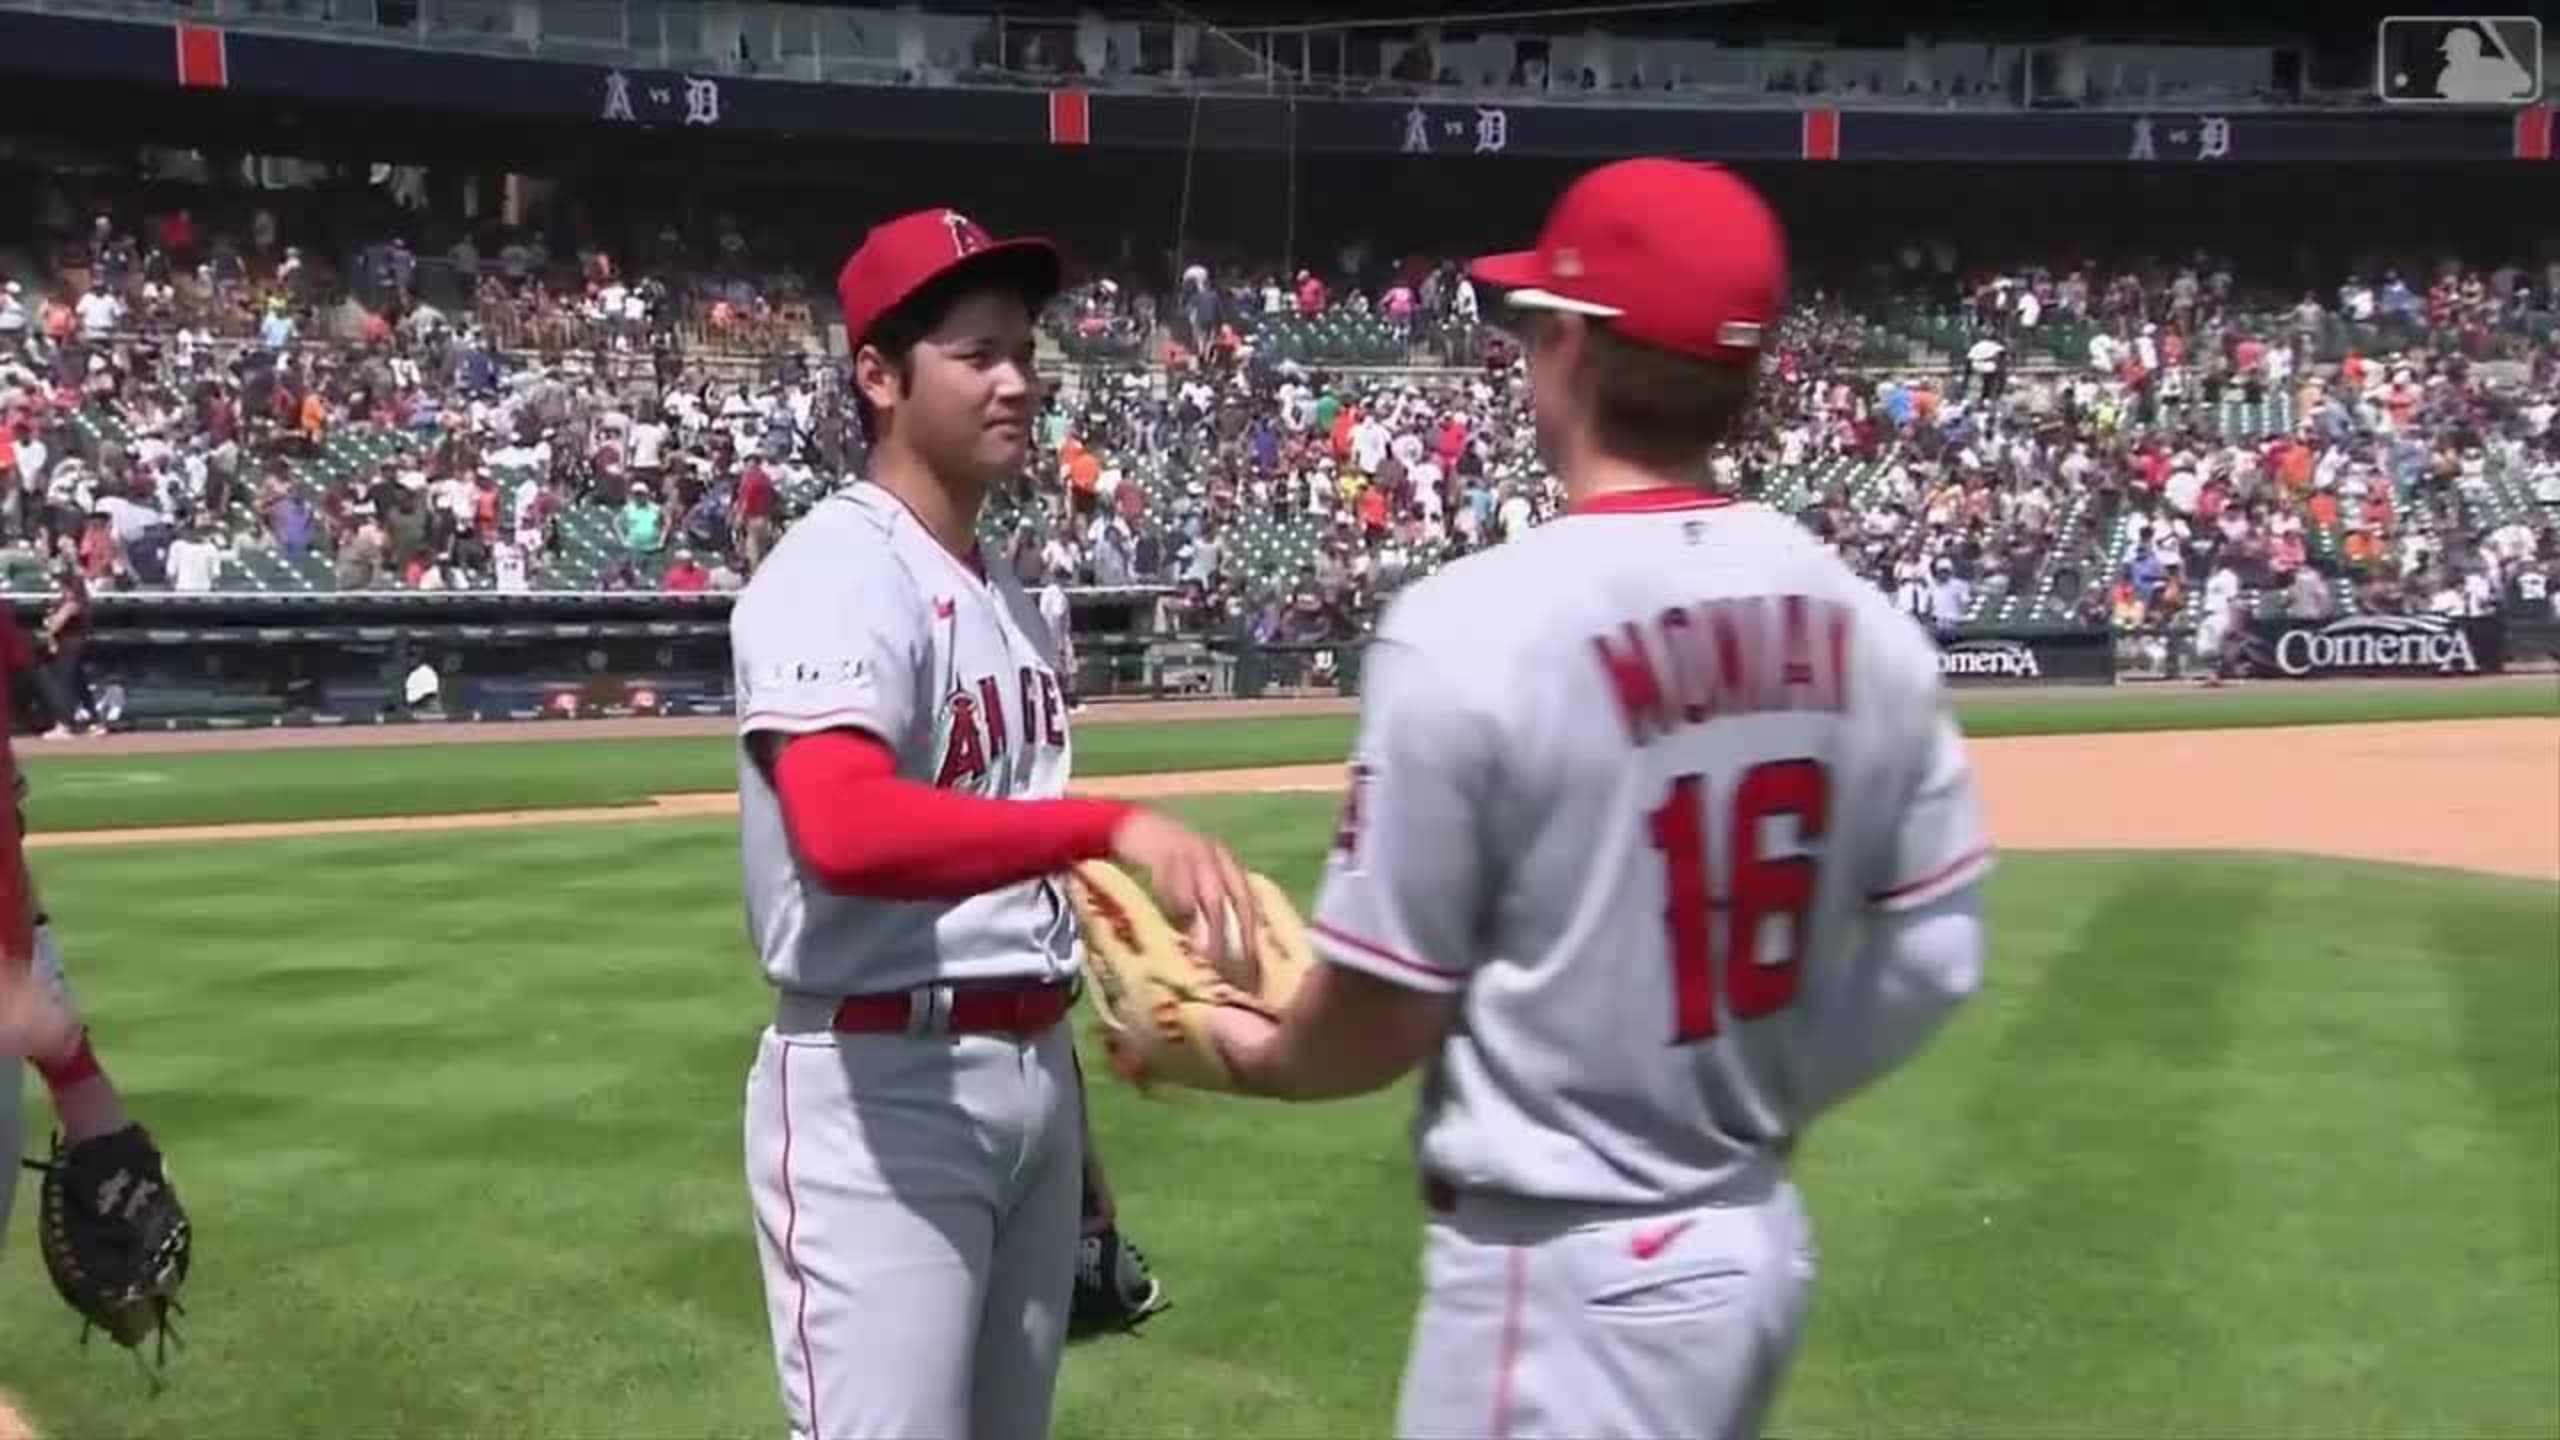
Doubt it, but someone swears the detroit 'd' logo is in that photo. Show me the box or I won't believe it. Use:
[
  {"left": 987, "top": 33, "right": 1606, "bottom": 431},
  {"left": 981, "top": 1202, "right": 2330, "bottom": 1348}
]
[{"left": 935, "top": 666, "right": 1070, "bottom": 788}]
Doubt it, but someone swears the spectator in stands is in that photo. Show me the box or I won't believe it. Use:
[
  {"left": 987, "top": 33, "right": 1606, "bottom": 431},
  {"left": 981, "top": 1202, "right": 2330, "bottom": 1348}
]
[
  {"left": 662, "top": 547, "right": 710, "bottom": 593},
  {"left": 335, "top": 512, "right": 386, "bottom": 589},
  {"left": 14, "top": 160, "right": 2557, "bottom": 643},
  {"left": 621, "top": 481, "right": 666, "bottom": 557},
  {"left": 1928, "top": 555, "right": 1972, "bottom": 635},
  {"left": 74, "top": 280, "right": 122, "bottom": 343},
  {"left": 1038, "top": 567, "right": 1078, "bottom": 710},
  {"left": 408, "top": 548, "right": 461, "bottom": 590},
  {"left": 165, "top": 516, "right": 223, "bottom": 593},
  {"left": 2293, "top": 561, "right": 2334, "bottom": 617}
]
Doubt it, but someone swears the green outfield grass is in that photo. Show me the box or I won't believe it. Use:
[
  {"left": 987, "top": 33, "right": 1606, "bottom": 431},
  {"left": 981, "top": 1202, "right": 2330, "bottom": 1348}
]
[
  {"left": 18, "top": 678, "right": 2559, "bottom": 833},
  {"left": 3, "top": 797, "right": 2554, "bottom": 1438}
]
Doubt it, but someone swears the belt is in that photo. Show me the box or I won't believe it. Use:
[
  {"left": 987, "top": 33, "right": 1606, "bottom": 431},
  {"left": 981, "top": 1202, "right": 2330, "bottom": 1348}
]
[
  {"left": 826, "top": 977, "right": 1079, "bottom": 1039},
  {"left": 1421, "top": 1163, "right": 1782, "bottom": 1221}
]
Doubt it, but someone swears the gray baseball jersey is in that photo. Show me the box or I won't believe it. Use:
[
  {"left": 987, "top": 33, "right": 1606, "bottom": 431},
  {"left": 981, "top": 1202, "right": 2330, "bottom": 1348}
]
[
  {"left": 730, "top": 483, "right": 1082, "bottom": 997},
  {"left": 1313, "top": 494, "right": 1992, "bottom": 1209}
]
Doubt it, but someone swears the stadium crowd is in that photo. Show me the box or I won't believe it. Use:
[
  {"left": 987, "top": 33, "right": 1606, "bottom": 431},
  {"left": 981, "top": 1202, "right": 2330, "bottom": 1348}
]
[{"left": 5, "top": 169, "right": 2558, "bottom": 677}]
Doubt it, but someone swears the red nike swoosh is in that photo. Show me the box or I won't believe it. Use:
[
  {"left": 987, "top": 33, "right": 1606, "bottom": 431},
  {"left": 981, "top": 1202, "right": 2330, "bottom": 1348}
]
[{"left": 1629, "top": 1218, "right": 1695, "bottom": 1261}]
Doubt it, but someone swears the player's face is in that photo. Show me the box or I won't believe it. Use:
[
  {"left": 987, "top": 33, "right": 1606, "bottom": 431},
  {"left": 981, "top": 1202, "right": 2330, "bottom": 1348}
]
[{"left": 888, "top": 287, "right": 1042, "bottom": 483}]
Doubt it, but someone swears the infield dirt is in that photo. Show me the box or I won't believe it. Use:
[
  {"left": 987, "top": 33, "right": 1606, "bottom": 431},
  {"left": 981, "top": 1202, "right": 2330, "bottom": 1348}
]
[{"left": 29, "top": 717, "right": 2556, "bottom": 882}]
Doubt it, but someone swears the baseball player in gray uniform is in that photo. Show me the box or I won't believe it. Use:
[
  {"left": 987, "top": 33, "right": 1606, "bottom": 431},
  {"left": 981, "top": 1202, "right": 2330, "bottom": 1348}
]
[
  {"left": 1206, "top": 160, "right": 1992, "bottom": 1439},
  {"left": 731, "top": 206, "right": 1261, "bottom": 1440}
]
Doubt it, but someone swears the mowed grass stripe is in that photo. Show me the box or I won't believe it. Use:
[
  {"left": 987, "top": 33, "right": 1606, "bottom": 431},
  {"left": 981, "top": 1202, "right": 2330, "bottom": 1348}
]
[
  {"left": 9, "top": 816, "right": 2556, "bottom": 1438},
  {"left": 1768, "top": 857, "right": 2071, "bottom": 1434},
  {"left": 2431, "top": 885, "right": 2560, "bottom": 1260},
  {"left": 2180, "top": 862, "right": 2559, "bottom": 1439},
  {"left": 2178, "top": 860, "right": 2466, "bottom": 1436},
  {"left": 16, "top": 716, "right": 1370, "bottom": 834},
  {"left": 21, "top": 679, "right": 2558, "bottom": 833},
  {"left": 1794, "top": 859, "right": 2271, "bottom": 1439},
  {"left": 2424, "top": 883, "right": 2560, "bottom": 1433},
  {"left": 10, "top": 821, "right": 784, "bottom": 1439}
]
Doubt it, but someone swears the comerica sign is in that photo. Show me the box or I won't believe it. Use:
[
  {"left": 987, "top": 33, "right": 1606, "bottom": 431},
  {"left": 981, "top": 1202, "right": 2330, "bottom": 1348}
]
[
  {"left": 1939, "top": 640, "right": 2046, "bottom": 680},
  {"left": 1931, "top": 630, "right": 2115, "bottom": 687},
  {"left": 2246, "top": 615, "right": 2507, "bottom": 679}
]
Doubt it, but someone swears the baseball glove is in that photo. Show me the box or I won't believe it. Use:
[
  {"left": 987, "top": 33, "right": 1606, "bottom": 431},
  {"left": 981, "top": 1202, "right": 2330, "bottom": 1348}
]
[
  {"left": 1066, "top": 861, "right": 1314, "bottom": 1093},
  {"left": 24, "top": 1126, "right": 192, "bottom": 1372}
]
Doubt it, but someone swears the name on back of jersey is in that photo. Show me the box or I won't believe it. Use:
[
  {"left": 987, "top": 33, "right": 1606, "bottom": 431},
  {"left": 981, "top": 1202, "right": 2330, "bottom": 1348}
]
[{"left": 1591, "top": 594, "right": 1854, "bottom": 747}]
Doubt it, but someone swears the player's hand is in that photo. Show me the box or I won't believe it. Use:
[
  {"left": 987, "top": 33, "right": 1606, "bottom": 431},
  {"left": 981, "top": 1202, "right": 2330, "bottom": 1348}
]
[
  {"left": 1108, "top": 807, "right": 1263, "bottom": 989},
  {"left": 0, "top": 960, "right": 76, "bottom": 1065},
  {"left": 1204, "top": 1003, "right": 1280, "bottom": 1092}
]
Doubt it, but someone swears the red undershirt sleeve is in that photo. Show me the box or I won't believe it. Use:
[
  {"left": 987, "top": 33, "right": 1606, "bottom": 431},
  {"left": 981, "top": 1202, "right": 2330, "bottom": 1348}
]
[
  {"left": 0, "top": 615, "right": 32, "bottom": 966},
  {"left": 771, "top": 728, "right": 1135, "bottom": 900},
  {"left": 0, "top": 785, "right": 28, "bottom": 966}
]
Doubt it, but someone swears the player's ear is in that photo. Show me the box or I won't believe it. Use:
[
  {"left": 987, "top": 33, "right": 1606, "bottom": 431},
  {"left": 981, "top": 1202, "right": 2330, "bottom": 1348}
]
[{"left": 852, "top": 342, "right": 909, "bottom": 411}]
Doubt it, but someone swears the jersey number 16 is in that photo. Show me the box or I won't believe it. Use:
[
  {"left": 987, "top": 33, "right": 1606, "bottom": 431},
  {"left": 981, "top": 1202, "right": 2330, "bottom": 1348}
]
[{"left": 1645, "top": 759, "right": 1828, "bottom": 1046}]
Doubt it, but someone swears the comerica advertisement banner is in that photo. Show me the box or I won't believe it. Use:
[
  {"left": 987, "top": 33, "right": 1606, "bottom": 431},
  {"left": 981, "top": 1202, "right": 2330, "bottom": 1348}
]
[
  {"left": 1932, "top": 630, "right": 2116, "bottom": 687},
  {"left": 2239, "top": 614, "right": 2507, "bottom": 679}
]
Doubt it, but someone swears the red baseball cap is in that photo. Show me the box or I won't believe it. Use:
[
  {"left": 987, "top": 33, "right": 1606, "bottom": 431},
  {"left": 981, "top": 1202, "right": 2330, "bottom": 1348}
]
[
  {"left": 1469, "top": 158, "right": 1785, "bottom": 366},
  {"left": 836, "top": 207, "right": 1064, "bottom": 356}
]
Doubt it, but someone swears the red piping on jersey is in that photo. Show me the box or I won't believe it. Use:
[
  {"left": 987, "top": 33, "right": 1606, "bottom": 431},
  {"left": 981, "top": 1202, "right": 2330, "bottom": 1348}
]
[
  {"left": 777, "top": 1044, "right": 820, "bottom": 1436},
  {"left": 1308, "top": 920, "right": 1462, "bottom": 981},
  {"left": 1570, "top": 486, "right": 1735, "bottom": 516},
  {"left": 1871, "top": 846, "right": 1993, "bottom": 904},
  {"left": 1489, "top": 1247, "right": 1528, "bottom": 1439},
  {"left": 772, "top": 729, "right": 1132, "bottom": 900}
]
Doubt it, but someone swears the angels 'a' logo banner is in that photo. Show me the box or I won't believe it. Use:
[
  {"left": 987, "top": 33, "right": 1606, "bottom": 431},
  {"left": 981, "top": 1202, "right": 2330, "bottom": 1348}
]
[{"left": 1332, "top": 762, "right": 1374, "bottom": 868}]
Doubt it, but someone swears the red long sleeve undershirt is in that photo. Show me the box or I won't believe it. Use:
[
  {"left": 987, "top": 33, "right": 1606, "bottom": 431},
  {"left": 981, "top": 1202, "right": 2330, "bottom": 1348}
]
[
  {"left": 0, "top": 789, "right": 28, "bottom": 970},
  {"left": 772, "top": 729, "right": 1134, "bottom": 900},
  {"left": 0, "top": 614, "right": 34, "bottom": 968}
]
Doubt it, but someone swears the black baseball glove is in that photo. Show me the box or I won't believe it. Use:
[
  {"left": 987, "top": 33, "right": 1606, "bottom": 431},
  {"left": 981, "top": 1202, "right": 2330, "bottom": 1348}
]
[
  {"left": 25, "top": 1125, "right": 192, "bottom": 1372},
  {"left": 1069, "top": 1225, "right": 1167, "bottom": 1340}
]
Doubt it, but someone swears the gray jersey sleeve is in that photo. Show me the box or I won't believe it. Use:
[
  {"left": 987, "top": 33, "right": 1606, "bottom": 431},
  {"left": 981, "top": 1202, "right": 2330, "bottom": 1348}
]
[
  {"left": 1863, "top": 690, "right": 1995, "bottom": 911},
  {"left": 1308, "top": 631, "right": 1497, "bottom": 996},
  {"left": 731, "top": 534, "right": 927, "bottom": 748},
  {"left": 1790, "top": 885, "right": 1985, "bottom": 1121}
]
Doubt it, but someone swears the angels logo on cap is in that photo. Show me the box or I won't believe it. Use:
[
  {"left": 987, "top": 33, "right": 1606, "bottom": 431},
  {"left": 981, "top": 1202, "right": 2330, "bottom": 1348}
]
[
  {"left": 835, "top": 207, "right": 1064, "bottom": 355},
  {"left": 1465, "top": 158, "right": 1786, "bottom": 366}
]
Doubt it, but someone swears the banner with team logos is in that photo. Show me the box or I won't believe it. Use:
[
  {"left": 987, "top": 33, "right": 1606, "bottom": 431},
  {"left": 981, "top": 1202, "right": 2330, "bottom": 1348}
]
[
  {"left": 0, "top": 8, "right": 2542, "bottom": 164},
  {"left": 1932, "top": 629, "right": 2117, "bottom": 687},
  {"left": 2236, "top": 614, "right": 2508, "bottom": 680}
]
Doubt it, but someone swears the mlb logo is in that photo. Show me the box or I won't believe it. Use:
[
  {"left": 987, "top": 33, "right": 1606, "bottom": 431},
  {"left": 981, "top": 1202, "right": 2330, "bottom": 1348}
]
[{"left": 2376, "top": 16, "right": 2543, "bottom": 105}]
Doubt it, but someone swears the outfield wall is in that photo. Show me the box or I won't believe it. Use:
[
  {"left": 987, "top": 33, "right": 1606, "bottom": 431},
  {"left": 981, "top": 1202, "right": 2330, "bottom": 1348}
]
[{"left": 6, "top": 592, "right": 2541, "bottom": 732}]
